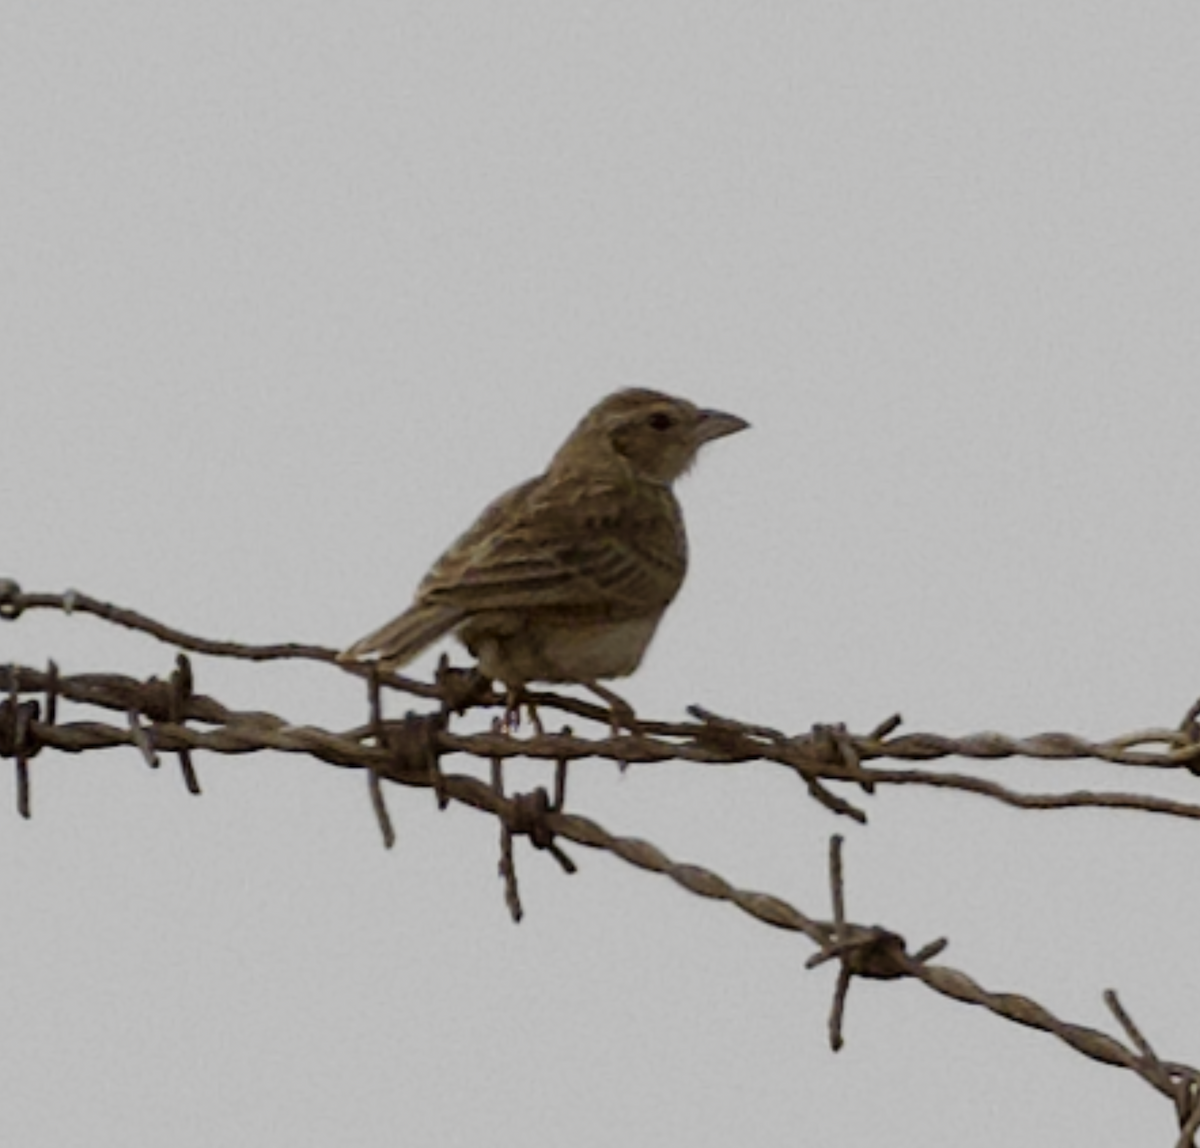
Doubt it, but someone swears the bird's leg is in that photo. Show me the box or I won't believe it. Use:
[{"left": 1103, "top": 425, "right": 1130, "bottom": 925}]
[
  {"left": 502, "top": 685, "right": 544, "bottom": 736},
  {"left": 526, "top": 699, "right": 545, "bottom": 737},
  {"left": 584, "top": 681, "right": 641, "bottom": 737}
]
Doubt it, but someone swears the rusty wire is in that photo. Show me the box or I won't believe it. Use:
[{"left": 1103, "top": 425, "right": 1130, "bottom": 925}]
[
  {"left": 3, "top": 579, "right": 1200, "bottom": 1143},
  {"left": 3, "top": 656, "right": 1200, "bottom": 825}
]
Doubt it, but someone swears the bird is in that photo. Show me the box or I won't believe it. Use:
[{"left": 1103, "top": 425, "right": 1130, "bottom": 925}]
[{"left": 337, "top": 388, "right": 748, "bottom": 727}]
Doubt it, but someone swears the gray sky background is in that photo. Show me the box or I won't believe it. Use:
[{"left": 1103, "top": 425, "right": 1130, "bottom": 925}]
[{"left": 4, "top": 3, "right": 1200, "bottom": 1145}]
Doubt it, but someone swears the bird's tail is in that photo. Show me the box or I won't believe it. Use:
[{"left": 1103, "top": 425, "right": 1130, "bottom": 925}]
[{"left": 336, "top": 603, "right": 463, "bottom": 672}]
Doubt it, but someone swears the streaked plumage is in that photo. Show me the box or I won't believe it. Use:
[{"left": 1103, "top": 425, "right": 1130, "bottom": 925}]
[{"left": 338, "top": 388, "right": 747, "bottom": 697}]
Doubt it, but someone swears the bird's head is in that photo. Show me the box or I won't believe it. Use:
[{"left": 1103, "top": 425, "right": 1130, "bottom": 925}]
[{"left": 554, "top": 388, "right": 749, "bottom": 484}]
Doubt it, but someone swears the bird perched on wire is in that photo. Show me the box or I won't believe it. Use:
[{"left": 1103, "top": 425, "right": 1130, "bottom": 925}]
[{"left": 337, "top": 388, "right": 748, "bottom": 727}]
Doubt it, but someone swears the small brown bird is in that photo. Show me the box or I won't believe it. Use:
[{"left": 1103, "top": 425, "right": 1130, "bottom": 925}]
[{"left": 338, "top": 388, "right": 748, "bottom": 722}]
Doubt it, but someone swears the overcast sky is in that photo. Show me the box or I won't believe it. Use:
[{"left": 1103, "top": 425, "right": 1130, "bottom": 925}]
[{"left": 4, "top": 3, "right": 1200, "bottom": 1145}]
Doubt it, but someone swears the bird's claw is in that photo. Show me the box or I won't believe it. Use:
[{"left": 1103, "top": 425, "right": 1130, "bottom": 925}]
[{"left": 502, "top": 687, "right": 545, "bottom": 736}]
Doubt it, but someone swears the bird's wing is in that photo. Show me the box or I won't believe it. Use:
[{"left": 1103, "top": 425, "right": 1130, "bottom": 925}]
[
  {"left": 335, "top": 482, "right": 542, "bottom": 668},
  {"left": 417, "top": 471, "right": 687, "bottom": 621}
]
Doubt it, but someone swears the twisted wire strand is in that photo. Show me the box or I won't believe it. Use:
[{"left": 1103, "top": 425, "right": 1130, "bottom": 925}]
[
  {"left": 6, "top": 582, "right": 1200, "bottom": 770},
  {"left": 4, "top": 660, "right": 1200, "bottom": 825}
]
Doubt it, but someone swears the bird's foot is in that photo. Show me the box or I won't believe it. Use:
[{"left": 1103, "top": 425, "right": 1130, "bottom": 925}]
[
  {"left": 502, "top": 686, "right": 545, "bottom": 736},
  {"left": 584, "top": 682, "right": 641, "bottom": 739}
]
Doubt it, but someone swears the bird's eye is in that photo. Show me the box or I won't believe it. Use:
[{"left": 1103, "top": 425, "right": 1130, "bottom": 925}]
[{"left": 648, "top": 412, "right": 674, "bottom": 431}]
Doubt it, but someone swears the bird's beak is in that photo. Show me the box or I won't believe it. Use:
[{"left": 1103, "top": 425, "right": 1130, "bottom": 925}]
[{"left": 695, "top": 407, "right": 750, "bottom": 444}]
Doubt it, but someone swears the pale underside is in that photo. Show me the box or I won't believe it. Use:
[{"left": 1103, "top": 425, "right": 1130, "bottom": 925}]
[{"left": 462, "top": 612, "right": 664, "bottom": 685}]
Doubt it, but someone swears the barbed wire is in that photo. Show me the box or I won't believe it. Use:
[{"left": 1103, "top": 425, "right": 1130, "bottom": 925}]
[{"left": 3, "top": 579, "right": 1199, "bottom": 1144}]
